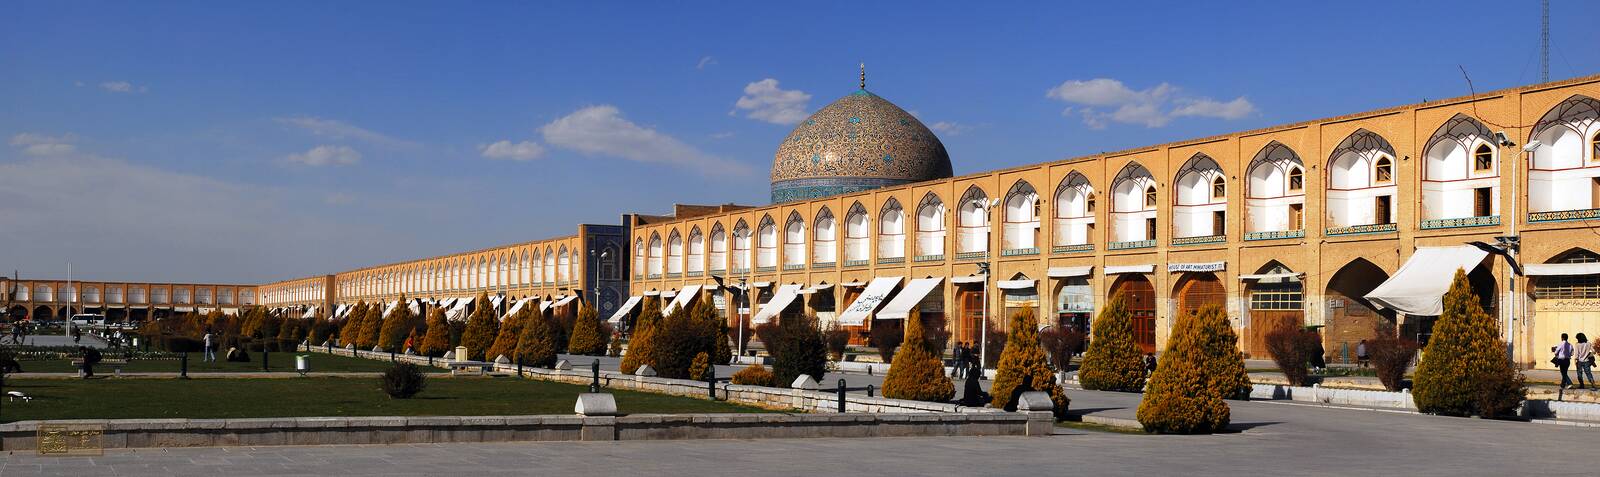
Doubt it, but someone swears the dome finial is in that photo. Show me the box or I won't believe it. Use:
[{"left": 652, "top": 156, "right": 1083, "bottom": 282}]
[{"left": 859, "top": 62, "right": 866, "bottom": 90}]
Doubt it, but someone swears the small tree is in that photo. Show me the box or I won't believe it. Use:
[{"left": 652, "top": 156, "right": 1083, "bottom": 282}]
[
  {"left": 731, "top": 363, "right": 776, "bottom": 387},
  {"left": 338, "top": 301, "right": 366, "bottom": 346},
  {"left": 619, "top": 298, "right": 662, "bottom": 375},
  {"left": 357, "top": 303, "right": 384, "bottom": 350},
  {"left": 567, "top": 304, "right": 608, "bottom": 356},
  {"left": 458, "top": 294, "right": 498, "bottom": 361},
  {"left": 419, "top": 307, "right": 450, "bottom": 357},
  {"left": 381, "top": 362, "right": 427, "bottom": 399},
  {"left": 1368, "top": 324, "right": 1419, "bottom": 392},
  {"left": 868, "top": 320, "right": 903, "bottom": 362},
  {"left": 767, "top": 314, "right": 829, "bottom": 387},
  {"left": 1265, "top": 327, "right": 1318, "bottom": 387},
  {"left": 486, "top": 307, "right": 529, "bottom": 362},
  {"left": 515, "top": 312, "right": 560, "bottom": 368},
  {"left": 378, "top": 296, "right": 413, "bottom": 352},
  {"left": 990, "top": 308, "right": 1070, "bottom": 416},
  {"left": 1412, "top": 269, "right": 1526, "bottom": 418},
  {"left": 1136, "top": 305, "right": 1248, "bottom": 433},
  {"left": 882, "top": 310, "right": 956, "bottom": 403},
  {"left": 689, "top": 352, "right": 712, "bottom": 381},
  {"left": 1078, "top": 292, "right": 1146, "bottom": 392},
  {"left": 823, "top": 322, "right": 850, "bottom": 361}
]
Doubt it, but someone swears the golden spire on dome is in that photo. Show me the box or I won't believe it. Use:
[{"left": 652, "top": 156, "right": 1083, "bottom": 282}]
[{"left": 859, "top": 62, "right": 866, "bottom": 90}]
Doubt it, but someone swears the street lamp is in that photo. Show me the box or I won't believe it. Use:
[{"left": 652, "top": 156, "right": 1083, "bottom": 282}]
[
  {"left": 710, "top": 274, "right": 749, "bottom": 358},
  {"left": 971, "top": 196, "right": 1000, "bottom": 372}
]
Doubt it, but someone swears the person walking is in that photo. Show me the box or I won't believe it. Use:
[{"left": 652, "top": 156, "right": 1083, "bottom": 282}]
[
  {"left": 1553, "top": 333, "right": 1574, "bottom": 389},
  {"left": 1574, "top": 333, "right": 1595, "bottom": 390},
  {"left": 79, "top": 346, "right": 101, "bottom": 379},
  {"left": 1356, "top": 339, "right": 1370, "bottom": 369},
  {"left": 203, "top": 329, "right": 216, "bottom": 362},
  {"left": 952, "top": 342, "right": 967, "bottom": 379}
]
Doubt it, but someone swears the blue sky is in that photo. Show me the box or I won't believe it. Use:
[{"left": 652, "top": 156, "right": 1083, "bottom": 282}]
[{"left": 3, "top": 1, "right": 1597, "bottom": 283}]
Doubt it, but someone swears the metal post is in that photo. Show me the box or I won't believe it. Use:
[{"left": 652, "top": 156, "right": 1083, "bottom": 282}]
[
  {"left": 837, "top": 378, "right": 848, "bottom": 412},
  {"left": 707, "top": 368, "right": 717, "bottom": 400},
  {"left": 517, "top": 357, "right": 523, "bottom": 378},
  {"left": 390, "top": 350, "right": 397, "bottom": 363},
  {"left": 867, "top": 384, "right": 874, "bottom": 397},
  {"left": 180, "top": 352, "right": 189, "bottom": 378},
  {"left": 589, "top": 359, "right": 601, "bottom": 393},
  {"left": 262, "top": 347, "right": 269, "bottom": 371}
]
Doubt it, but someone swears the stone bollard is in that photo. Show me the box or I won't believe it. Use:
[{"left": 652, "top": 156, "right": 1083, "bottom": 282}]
[
  {"left": 575, "top": 393, "right": 619, "bottom": 441},
  {"left": 791, "top": 374, "right": 819, "bottom": 410},
  {"left": 494, "top": 354, "right": 511, "bottom": 365},
  {"left": 1016, "top": 391, "right": 1056, "bottom": 436},
  {"left": 635, "top": 364, "right": 657, "bottom": 377},
  {"left": 554, "top": 359, "right": 572, "bottom": 371},
  {"left": 442, "top": 350, "right": 455, "bottom": 361}
]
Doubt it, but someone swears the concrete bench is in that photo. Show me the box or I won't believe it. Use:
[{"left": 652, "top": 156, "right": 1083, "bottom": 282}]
[
  {"left": 448, "top": 361, "right": 490, "bottom": 376},
  {"left": 70, "top": 358, "right": 129, "bottom": 377}
]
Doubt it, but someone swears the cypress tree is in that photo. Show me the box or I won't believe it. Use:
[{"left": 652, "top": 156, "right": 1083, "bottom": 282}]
[
  {"left": 1412, "top": 269, "right": 1526, "bottom": 418},
  {"left": 458, "top": 293, "right": 498, "bottom": 361},
  {"left": 1078, "top": 292, "right": 1147, "bottom": 392},
  {"left": 338, "top": 301, "right": 366, "bottom": 346},
  {"left": 1136, "top": 305, "right": 1249, "bottom": 433},
  {"left": 357, "top": 301, "right": 385, "bottom": 349},
  {"left": 567, "top": 304, "right": 607, "bottom": 356},
  {"left": 378, "top": 295, "right": 413, "bottom": 352},
  {"left": 620, "top": 298, "right": 662, "bottom": 375},
  {"left": 419, "top": 307, "right": 450, "bottom": 357},
  {"left": 882, "top": 310, "right": 956, "bottom": 402},
  {"left": 516, "top": 310, "right": 560, "bottom": 368},
  {"left": 989, "top": 308, "right": 1070, "bottom": 416},
  {"left": 486, "top": 307, "right": 528, "bottom": 362}
]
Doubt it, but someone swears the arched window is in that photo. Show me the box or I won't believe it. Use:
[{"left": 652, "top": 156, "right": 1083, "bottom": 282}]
[
  {"left": 1212, "top": 176, "right": 1226, "bottom": 199},
  {"left": 633, "top": 239, "right": 645, "bottom": 278},
  {"left": 1328, "top": 130, "right": 1398, "bottom": 228},
  {"left": 558, "top": 246, "right": 571, "bottom": 283},
  {"left": 732, "top": 220, "right": 752, "bottom": 270},
  {"left": 646, "top": 235, "right": 663, "bottom": 277},
  {"left": 879, "top": 199, "right": 906, "bottom": 259},
  {"left": 1527, "top": 96, "right": 1600, "bottom": 213},
  {"left": 844, "top": 202, "right": 870, "bottom": 262},
  {"left": 489, "top": 256, "right": 499, "bottom": 288},
  {"left": 667, "top": 231, "right": 684, "bottom": 275},
  {"left": 1173, "top": 153, "right": 1227, "bottom": 238},
  {"left": 520, "top": 251, "right": 531, "bottom": 285},
  {"left": 813, "top": 207, "right": 836, "bottom": 264},
  {"left": 784, "top": 212, "right": 806, "bottom": 267},
  {"left": 1053, "top": 172, "right": 1096, "bottom": 247},
  {"left": 1003, "top": 181, "right": 1039, "bottom": 251},
  {"left": 709, "top": 223, "right": 728, "bottom": 271},
  {"left": 1112, "top": 163, "right": 1158, "bottom": 243},
  {"left": 1144, "top": 186, "right": 1157, "bottom": 208},
  {"left": 1288, "top": 167, "right": 1304, "bottom": 191},
  {"left": 757, "top": 216, "right": 778, "bottom": 268},
  {"left": 543, "top": 248, "right": 555, "bottom": 284},
  {"left": 1374, "top": 157, "right": 1392, "bottom": 184},
  {"left": 1592, "top": 131, "right": 1600, "bottom": 161},
  {"left": 1474, "top": 144, "right": 1494, "bottom": 172},
  {"left": 533, "top": 250, "right": 544, "bottom": 284},
  {"left": 916, "top": 193, "right": 946, "bottom": 257},
  {"left": 687, "top": 227, "right": 705, "bottom": 274},
  {"left": 957, "top": 186, "right": 989, "bottom": 254}
]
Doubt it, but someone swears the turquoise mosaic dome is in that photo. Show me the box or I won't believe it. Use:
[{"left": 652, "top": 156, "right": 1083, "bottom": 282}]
[{"left": 770, "top": 88, "right": 953, "bottom": 203}]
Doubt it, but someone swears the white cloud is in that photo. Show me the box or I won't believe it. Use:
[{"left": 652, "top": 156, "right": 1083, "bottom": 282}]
[
  {"left": 929, "top": 121, "right": 970, "bottom": 136},
  {"left": 479, "top": 140, "right": 546, "bottom": 161},
  {"left": 733, "top": 78, "right": 812, "bottom": 125},
  {"left": 99, "top": 81, "right": 147, "bottom": 94},
  {"left": 1046, "top": 78, "right": 1255, "bottom": 128},
  {"left": 284, "top": 145, "right": 362, "bottom": 166},
  {"left": 541, "top": 105, "right": 753, "bottom": 176},
  {"left": 275, "top": 116, "right": 417, "bottom": 148},
  {"left": 10, "top": 133, "right": 80, "bottom": 156},
  {"left": 697, "top": 56, "right": 717, "bottom": 70}
]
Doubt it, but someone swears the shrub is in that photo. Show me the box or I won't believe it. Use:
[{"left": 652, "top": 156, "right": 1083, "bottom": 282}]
[
  {"left": 458, "top": 294, "right": 498, "bottom": 361},
  {"left": 354, "top": 303, "right": 382, "bottom": 349},
  {"left": 419, "top": 308, "right": 450, "bottom": 357},
  {"left": 338, "top": 301, "right": 366, "bottom": 346},
  {"left": 700, "top": 302, "right": 732, "bottom": 365},
  {"left": 619, "top": 298, "right": 662, "bottom": 374},
  {"left": 487, "top": 307, "right": 528, "bottom": 362},
  {"left": 1368, "top": 324, "right": 1419, "bottom": 392},
  {"left": 651, "top": 307, "right": 699, "bottom": 378},
  {"left": 731, "top": 315, "right": 753, "bottom": 356},
  {"left": 766, "top": 314, "right": 829, "bottom": 387},
  {"left": 1039, "top": 326, "right": 1084, "bottom": 372},
  {"left": 567, "top": 304, "right": 608, "bottom": 356},
  {"left": 380, "top": 362, "right": 427, "bottom": 399},
  {"left": 982, "top": 321, "right": 1007, "bottom": 368},
  {"left": 515, "top": 312, "right": 560, "bottom": 368},
  {"left": 1413, "top": 269, "right": 1526, "bottom": 418},
  {"left": 1136, "top": 305, "right": 1248, "bottom": 433},
  {"left": 883, "top": 310, "right": 955, "bottom": 403},
  {"left": 1078, "top": 292, "right": 1146, "bottom": 392},
  {"left": 823, "top": 322, "right": 850, "bottom": 361},
  {"left": 868, "top": 320, "right": 903, "bottom": 362},
  {"left": 990, "top": 308, "right": 1069, "bottom": 416},
  {"left": 1265, "top": 327, "right": 1318, "bottom": 387},
  {"left": 689, "top": 352, "right": 712, "bottom": 381},
  {"left": 731, "top": 363, "right": 775, "bottom": 387},
  {"left": 378, "top": 297, "right": 415, "bottom": 352}
]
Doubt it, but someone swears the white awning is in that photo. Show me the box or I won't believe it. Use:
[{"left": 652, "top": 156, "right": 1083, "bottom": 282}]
[
  {"left": 553, "top": 295, "right": 579, "bottom": 308},
  {"left": 1105, "top": 264, "right": 1155, "bottom": 275},
  {"left": 407, "top": 299, "right": 422, "bottom": 316},
  {"left": 1525, "top": 262, "right": 1600, "bottom": 276},
  {"left": 382, "top": 300, "right": 399, "bottom": 317},
  {"left": 504, "top": 297, "right": 533, "bottom": 318},
  {"left": 752, "top": 281, "right": 772, "bottom": 288},
  {"left": 1047, "top": 266, "right": 1093, "bottom": 278},
  {"left": 175, "top": 306, "right": 196, "bottom": 313},
  {"left": 1239, "top": 272, "right": 1304, "bottom": 281},
  {"left": 539, "top": 300, "right": 554, "bottom": 313},
  {"left": 806, "top": 282, "right": 834, "bottom": 292},
  {"left": 1365, "top": 246, "right": 1489, "bottom": 316},
  {"left": 661, "top": 290, "right": 677, "bottom": 299},
  {"left": 877, "top": 277, "right": 943, "bottom": 320},
  {"left": 663, "top": 284, "right": 702, "bottom": 315},
  {"left": 446, "top": 298, "right": 474, "bottom": 321},
  {"left": 301, "top": 306, "right": 318, "bottom": 319},
  {"left": 1168, "top": 261, "right": 1226, "bottom": 273},
  {"left": 222, "top": 308, "right": 239, "bottom": 316},
  {"left": 997, "top": 279, "right": 1036, "bottom": 290},
  {"left": 841, "top": 280, "right": 866, "bottom": 287},
  {"left": 334, "top": 304, "right": 350, "bottom": 319},
  {"left": 608, "top": 296, "right": 643, "bottom": 324},
  {"left": 437, "top": 298, "right": 457, "bottom": 310},
  {"left": 951, "top": 275, "right": 985, "bottom": 284},
  {"left": 751, "top": 284, "right": 803, "bottom": 324},
  {"left": 490, "top": 295, "right": 505, "bottom": 310},
  {"left": 836, "top": 277, "right": 902, "bottom": 326},
  {"left": 643, "top": 290, "right": 661, "bottom": 296}
]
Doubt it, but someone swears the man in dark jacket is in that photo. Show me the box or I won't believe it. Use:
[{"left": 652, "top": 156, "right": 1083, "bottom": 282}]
[{"left": 79, "top": 346, "right": 102, "bottom": 378}]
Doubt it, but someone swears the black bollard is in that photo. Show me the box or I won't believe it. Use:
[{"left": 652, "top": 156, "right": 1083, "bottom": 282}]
[
  {"left": 390, "top": 350, "right": 397, "bottom": 363},
  {"left": 262, "top": 348, "right": 270, "bottom": 371},
  {"left": 589, "top": 360, "right": 601, "bottom": 393},
  {"left": 837, "top": 378, "right": 848, "bottom": 412},
  {"left": 707, "top": 367, "right": 717, "bottom": 400},
  {"left": 428, "top": 355, "right": 434, "bottom": 367},
  {"left": 180, "top": 352, "right": 189, "bottom": 378},
  {"left": 867, "top": 384, "right": 875, "bottom": 397},
  {"left": 517, "top": 357, "right": 524, "bottom": 378}
]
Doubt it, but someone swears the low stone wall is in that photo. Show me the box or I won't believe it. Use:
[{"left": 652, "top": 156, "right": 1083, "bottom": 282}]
[
  {"left": 1249, "top": 384, "right": 1417, "bottom": 410},
  {"left": 0, "top": 411, "right": 1050, "bottom": 451}
]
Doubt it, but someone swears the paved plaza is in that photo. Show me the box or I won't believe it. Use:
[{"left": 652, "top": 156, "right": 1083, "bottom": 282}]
[{"left": 0, "top": 388, "right": 1586, "bottom": 476}]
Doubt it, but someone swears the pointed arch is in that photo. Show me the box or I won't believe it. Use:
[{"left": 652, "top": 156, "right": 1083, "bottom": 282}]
[
  {"left": 557, "top": 245, "right": 572, "bottom": 283},
  {"left": 844, "top": 201, "right": 870, "bottom": 262},
  {"left": 708, "top": 222, "right": 728, "bottom": 271},
  {"left": 955, "top": 185, "right": 990, "bottom": 254},
  {"left": 1002, "top": 180, "right": 1040, "bottom": 251},
  {"left": 756, "top": 215, "right": 778, "bottom": 268},
  {"left": 1327, "top": 130, "right": 1398, "bottom": 228},
  {"left": 666, "top": 229, "right": 684, "bottom": 275},
  {"left": 1053, "top": 171, "right": 1096, "bottom": 247},
  {"left": 1528, "top": 95, "right": 1600, "bottom": 214},
  {"left": 687, "top": 226, "right": 705, "bottom": 274},
  {"left": 915, "top": 192, "right": 946, "bottom": 257},
  {"left": 813, "top": 206, "right": 836, "bottom": 264},
  {"left": 732, "top": 219, "right": 752, "bottom": 270},
  {"left": 1421, "top": 114, "right": 1500, "bottom": 220},
  {"left": 879, "top": 198, "right": 906, "bottom": 259},
  {"left": 1244, "top": 142, "right": 1307, "bottom": 235},
  {"left": 1111, "top": 162, "right": 1157, "bottom": 242},
  {"left": 543, "top": 246, "right": 556, "bottom": 284},
  {"left": 1172, "top": 153, "right": 1227, "bottom": 238}
]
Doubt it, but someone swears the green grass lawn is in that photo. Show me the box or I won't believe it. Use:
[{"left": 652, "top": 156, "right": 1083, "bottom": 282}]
[
  {"left": 0, "top": 376, "right": 770, "bottom": 422},
  {"left": 14, "top": 352, "right": 431, "bottom": 374}
]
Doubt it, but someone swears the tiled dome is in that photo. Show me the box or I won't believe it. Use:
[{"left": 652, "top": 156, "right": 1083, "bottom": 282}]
[{"left": 770, "top": 86, "right": 952, "bottom": 204}]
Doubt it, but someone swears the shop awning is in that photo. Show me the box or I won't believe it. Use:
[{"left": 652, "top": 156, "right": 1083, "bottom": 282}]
[
  {"left": 1168, "top": 261, "right": 1226, "bottom": 273},
  {"left": 663, "top": 285, "right": 702, "bottom": 315},
  {"left": 553, "top": 295, "right": 579, "bottom": 308},
  {"left": 661, "top": 290, "right": 677, "bottom": 299},
  {"left": 436, "top": 298, "right": 457, "bottom": 310},
  {"left": 750, "top": 284, "right": 803, "bottom": 324},
  {"left": 490, "top": 295, "right": 505, "bottom": 311},
  {"left": 446, "top": 298, "right": 474, "bottom": 321},
  {"left": 1047, "top": 266, "right": 1093, "bottom": 278},
  {"left": 1105, "top": 264, "right": 1155, "bottom": 275},
  {"left": 539, "top": 300, "right": 554, "bottom": 313},
  {"left": 222, "top": 308, "right": 239, "bottom": 316},
  {"left": 837, "top": 277, "right": 902, "bottom": 326},
  {"left": 877, "top": 277, "right": 943, "bottom": 320},
  {"left": 175, "top": 306, "right": 196, "bottom": 313},
  {"left": 333, "top": 303, "right": 350, "bottom": 319},
  {"left": 997, "top": 279, "right": 1036, "bottom": 290},
  {"left": 504, "top": 297, "right": 533, "bottom": 318},
  {"left": 1239, "top": 272, "right": 1304, "bottom": 281},
  {"left": 608, "top": 296, "right": 643, "bottom": 324},
  {"left": 806, "top": 282, "right": 834, "bottom": 292},
  {"left": 382, "top": 300, "right": 399, "bottom": 317},
  {"left": 752, "top": 281, "right": 771, "bottom": 288},
  {"left": 1525, "top": 262, "right": 1600, "bottom": 276},
  {"left": 1365, "top": 246, "right": 1489, "bottom": 316},
  {"left": 407, "top": 299, "right": 422, "bottom": 316},
  {"left": 301, "top": 306, "right": 318, "bottom": 319},
  {"left": 951, "top": 275, "right": 986, "bottom": 284},
  {"left": 841, "top": 280, "right": 866, "bottom": 287},
  {"left": 643, "top": 290, "right": 661, "bottom": 296}
]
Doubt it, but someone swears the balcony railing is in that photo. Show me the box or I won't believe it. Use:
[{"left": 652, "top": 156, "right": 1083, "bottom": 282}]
[
  {"left": 843, "top": 259, "right": 870, "bottom": 268},
  {"left": 878, "top": 257, "right": 905, "bottom": 265},
  {"left": 756, "top": 266, "right": 777, "bottom": 273},
  {"left": 1243, "top": 229, "right": 1304, "bottom": 241},
  {"left": 687, "top": 271, "right": 704, "bottom": 278},
  {"left": 955, "top": 251, "right": 989, "bottom": 261},
  {"left": 646, "top": 274, "right": 662, "bottom": 280},
  {"left": 782, "top": 264, "right": 805, "bottom": 271},
  {"left": 813, "top": 262, "right": 836, "bottom": 269},
  {"left": 1325, "top": 223, "right": 1398, "bottom": 236},
  {"left": 1420, "top": 215, "right": 1500, "bottom": 230},
  {"left": 1051, "top": 243, "right": 1094, "bottom": 254},
  {"left": 1528, "top": 208, "right": 1600, "bottom": 224},
  {"left": 1108, "top": 239, "right": 1155, "bottom": 250},
  {"left": 709, "top": 268, "right": 727, "bottom": 275},
  {"left": 730, "top": 267, "right": 751, "bottom": 275},
  {"left": 1171, "top": 235, "right": 1226, "bottom": 247},
  {"left": 914, "top": 254, "right": 945, "bottom": 262},
  {"left": 665, "top": 272, "right": 682, "bottom": 278},
  {"left": 1001, "top": 247, "right": 1040, "bottom": 257}
]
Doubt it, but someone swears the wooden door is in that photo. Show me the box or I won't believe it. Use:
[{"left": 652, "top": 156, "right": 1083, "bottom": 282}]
[
  {"left": 1112, "top": 276, "right": 1156, "bottom": 353},
  {"left": 1474, "top": 187, "right": 1491, "bottom": 217},
  {"left": 1177, "top": 273, "right": 1225, "bottom": 318},
  {"left": 1374, "top": 196, "right": 1391, "bottom": 224},
  {"left": 1289, "top": 203, "right": 1304, "bottom": 229},
  {"left": 1212, "top": 211, "right": 1226, "bottom": 236},
  {"left": 959, "top": 288, "right": 984, "bottom": 345},
  {"left": 1248, "top": 311, "right": 1301, "bottom": 357}
]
